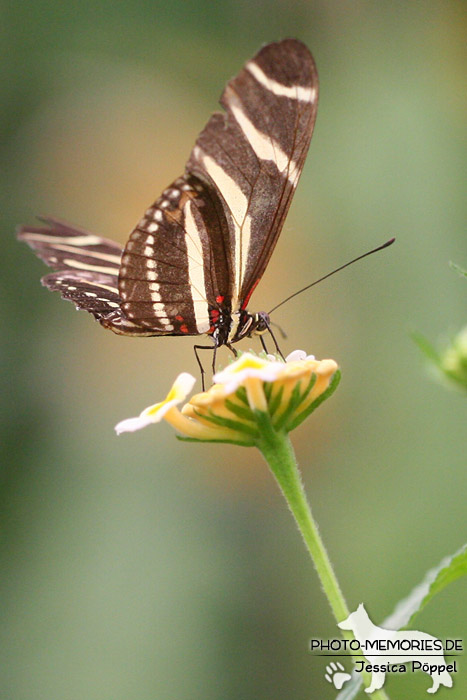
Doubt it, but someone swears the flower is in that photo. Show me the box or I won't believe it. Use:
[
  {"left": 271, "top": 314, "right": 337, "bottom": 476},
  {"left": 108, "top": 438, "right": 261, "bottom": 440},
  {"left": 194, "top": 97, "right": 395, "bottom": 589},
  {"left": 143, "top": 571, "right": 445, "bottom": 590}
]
[
  {"left": 115, "top": 351, "right": 340, "bottom": 444},
  {"left": 115, "top": 372, "right": 196, "bottom": 435}
]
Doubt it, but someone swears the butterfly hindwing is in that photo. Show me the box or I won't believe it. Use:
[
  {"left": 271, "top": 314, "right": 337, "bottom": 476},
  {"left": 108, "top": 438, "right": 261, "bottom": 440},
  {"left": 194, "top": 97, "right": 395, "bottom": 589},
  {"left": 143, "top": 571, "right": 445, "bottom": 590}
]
[
  {"left": 17, "top": 218, "right": 123, "bottom": 274},
  {"left": 41, "top": 270, "right": 119, "bottom": 315},
  {"left": 118, "top": 174, "right": 231, "bottom": 335},
  {"left": 17, "top": 220, "right": 157, "bottom": 334}
]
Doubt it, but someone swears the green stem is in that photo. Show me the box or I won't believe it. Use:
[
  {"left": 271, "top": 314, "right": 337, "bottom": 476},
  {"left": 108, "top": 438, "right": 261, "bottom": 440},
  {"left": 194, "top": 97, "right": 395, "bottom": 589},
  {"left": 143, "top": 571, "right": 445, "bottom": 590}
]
[
  {"left": 257, "top": 417, "right": 348, "bottom": 624},
  {"left": 256, "top": 415, "right": 390, "bottom": 700}
]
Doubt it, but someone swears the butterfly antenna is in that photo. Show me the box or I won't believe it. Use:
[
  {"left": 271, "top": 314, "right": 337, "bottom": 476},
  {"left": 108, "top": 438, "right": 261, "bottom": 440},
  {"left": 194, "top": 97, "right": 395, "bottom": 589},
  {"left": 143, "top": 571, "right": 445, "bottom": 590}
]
[{"left": 268, "top": 237, "right": 395, "bottom": 315}]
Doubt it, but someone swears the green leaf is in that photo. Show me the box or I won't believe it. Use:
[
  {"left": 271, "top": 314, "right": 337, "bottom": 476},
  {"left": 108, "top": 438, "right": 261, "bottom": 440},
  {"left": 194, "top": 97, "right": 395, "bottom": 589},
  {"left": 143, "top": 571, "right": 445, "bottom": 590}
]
[
  {"left": 449, "top": 261, "right": 467, "bottom": 278},
  {"left": 411, "top": 331, "right": 442, "bottom": 367},
  {"left": 440, "top": 326, "right": 467, "bottom": 391},
  {"left": 336, "top": 544, "right": 467, "bottom": 700},
  {"left": 413, "top": 327, "right": 467, "bottom": 392},
  {"left": 382, "top": 543, "right": 467, "bottom": 630}
]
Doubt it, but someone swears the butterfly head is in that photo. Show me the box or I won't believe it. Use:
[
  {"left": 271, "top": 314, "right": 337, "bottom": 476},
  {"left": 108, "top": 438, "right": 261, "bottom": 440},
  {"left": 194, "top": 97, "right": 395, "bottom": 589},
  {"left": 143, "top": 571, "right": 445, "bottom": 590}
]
[
  {"left": 227, "top": 310, "right": 270, "bottom": 345},
  {"left": 250, "top": 311, "right": 271, "bottom": 336}
]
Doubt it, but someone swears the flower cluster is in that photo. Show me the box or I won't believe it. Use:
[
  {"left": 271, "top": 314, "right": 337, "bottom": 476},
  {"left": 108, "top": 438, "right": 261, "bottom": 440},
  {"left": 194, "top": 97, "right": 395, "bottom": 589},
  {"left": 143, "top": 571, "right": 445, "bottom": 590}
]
[{"left": 116, "top": 351, "right": 340, "bottom": 445}]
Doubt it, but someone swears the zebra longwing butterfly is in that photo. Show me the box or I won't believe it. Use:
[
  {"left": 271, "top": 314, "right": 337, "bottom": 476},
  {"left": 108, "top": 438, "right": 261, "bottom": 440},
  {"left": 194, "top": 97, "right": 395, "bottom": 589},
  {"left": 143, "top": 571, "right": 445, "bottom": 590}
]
[{"left": 18, "top": 40, "right": 318, "bottom": 371}]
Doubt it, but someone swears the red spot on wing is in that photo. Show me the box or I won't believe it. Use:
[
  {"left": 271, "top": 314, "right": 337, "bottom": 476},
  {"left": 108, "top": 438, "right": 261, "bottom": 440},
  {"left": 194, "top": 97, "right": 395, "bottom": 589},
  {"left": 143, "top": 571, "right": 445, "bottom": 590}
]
[
  {"left": 175, "top": 314, "right": 184, "bottom": 321},
  {"left": 180, "top": 323, "right": 189, "bottom": 334},
  {"left": 241, "top": 279, "right": 260, "bottom": 310},
  {"left": 216, "top": 295, "right": 224, "bottom": 304}
]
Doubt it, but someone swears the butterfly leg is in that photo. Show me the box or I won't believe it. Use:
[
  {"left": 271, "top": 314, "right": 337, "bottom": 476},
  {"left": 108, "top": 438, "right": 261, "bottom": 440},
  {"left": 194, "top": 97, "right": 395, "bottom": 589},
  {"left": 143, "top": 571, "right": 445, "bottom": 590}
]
[
  {"left": 259, "top": 334, "right": 269, "bottom": 354},
  {"left": 194, "top": 344, "right": 214, "bottom": 392},
  {"left": 226, "top": 343, "right": 238, "bottom": 359},
  {"left": 211, "top": 344, "right": 218, "bottom": 377},
  {"left": 264, "top": 322, "right": 285, "bottom": 360}
]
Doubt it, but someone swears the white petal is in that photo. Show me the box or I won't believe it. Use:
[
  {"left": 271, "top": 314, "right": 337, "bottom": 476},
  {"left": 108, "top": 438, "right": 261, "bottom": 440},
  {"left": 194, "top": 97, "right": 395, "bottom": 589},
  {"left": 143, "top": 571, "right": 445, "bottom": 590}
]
[
  {"left": 215, "top": 363, "right": 285, "bottom": 395},
  {"left": 285, "top": 349, "right": 314, "bottom": 362},
  {"left": 115, "top": 372, "right": 196, "bottom": 435},
  {"left": 115, "top": 414, "right": 155, "bottom": 435},
  {"left": 172, "top": 372, "right": 197, "bottom": 398}
]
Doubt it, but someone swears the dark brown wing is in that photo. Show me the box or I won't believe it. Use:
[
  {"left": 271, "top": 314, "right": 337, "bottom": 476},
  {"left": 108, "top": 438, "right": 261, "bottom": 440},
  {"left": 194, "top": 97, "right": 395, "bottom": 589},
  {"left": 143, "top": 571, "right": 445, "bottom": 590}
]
[
  {"left": 119, "top": 39, "right": 318, "bottom": 335},
  {"left": 19, "top": 40, "right": 318, "bottom": 339},
  {"left": 186, "top": 39, "right": 318, "bottom": 310},
  {"left": 17, "top": 217, "right": 123, "bottom": 273},
  {"left": 118, "top": 174, "right": 231, "bottom": 336},
  {"left": 17, "top": 219, "right": 156, "bottom": 335}
]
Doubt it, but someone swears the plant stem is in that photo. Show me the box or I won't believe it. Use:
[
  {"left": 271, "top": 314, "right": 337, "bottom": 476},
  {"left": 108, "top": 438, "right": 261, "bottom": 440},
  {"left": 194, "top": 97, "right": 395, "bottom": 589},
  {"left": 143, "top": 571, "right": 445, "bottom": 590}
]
[
  {"left": 257, "top": 420, "right": 348, "bottom": 623},
  {"left": 257, "top": 416, "right": 390, "bottom": 700}
]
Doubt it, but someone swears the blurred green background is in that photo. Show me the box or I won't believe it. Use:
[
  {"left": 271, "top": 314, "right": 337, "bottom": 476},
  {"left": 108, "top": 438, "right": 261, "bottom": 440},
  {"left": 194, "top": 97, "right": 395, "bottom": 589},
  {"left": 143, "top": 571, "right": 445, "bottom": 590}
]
[{"left": 1, "top": 1, "right": 465, "bottom": 698}]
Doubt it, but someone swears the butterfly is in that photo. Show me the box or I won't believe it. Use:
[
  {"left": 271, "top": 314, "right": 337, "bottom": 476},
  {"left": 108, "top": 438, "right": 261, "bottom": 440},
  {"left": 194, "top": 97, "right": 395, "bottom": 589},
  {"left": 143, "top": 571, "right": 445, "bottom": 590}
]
[{"left": 18, "top": 39, "right": 318, "bottom": 383}]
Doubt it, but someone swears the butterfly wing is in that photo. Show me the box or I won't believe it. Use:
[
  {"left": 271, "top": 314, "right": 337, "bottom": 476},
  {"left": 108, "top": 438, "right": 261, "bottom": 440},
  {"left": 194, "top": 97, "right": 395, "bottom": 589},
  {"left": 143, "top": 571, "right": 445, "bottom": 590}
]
[
  {"left": 17, "top": 218, "right": 156, "bottom": 335},
  {"left": 17, "top": 217, "right": 122, "bottom": 274},
  {"left": 119, "top": 39, "right": 318, "bottom": 334},
  {"left": 118, "top": 174, "right": 231, "bottom": 336},
  {"left": 186, "top": 39, "right": 318, "bottom": 310},
  {"left": 19, "top": 40, "right": 318, "bottom": 339}
]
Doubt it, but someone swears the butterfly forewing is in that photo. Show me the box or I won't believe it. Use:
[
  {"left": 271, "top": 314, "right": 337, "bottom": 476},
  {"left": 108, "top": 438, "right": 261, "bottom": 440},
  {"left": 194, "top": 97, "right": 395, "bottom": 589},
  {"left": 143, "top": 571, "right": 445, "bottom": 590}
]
[{"left": 186, "top": 39, "right": 318, "bottom": 309}]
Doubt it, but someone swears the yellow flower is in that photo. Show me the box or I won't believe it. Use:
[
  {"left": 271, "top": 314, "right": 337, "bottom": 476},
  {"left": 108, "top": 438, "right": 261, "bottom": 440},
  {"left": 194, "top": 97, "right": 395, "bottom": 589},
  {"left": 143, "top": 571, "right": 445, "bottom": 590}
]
[{"left": 115, "top": 351, "right": 340, "bottom": 444}]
